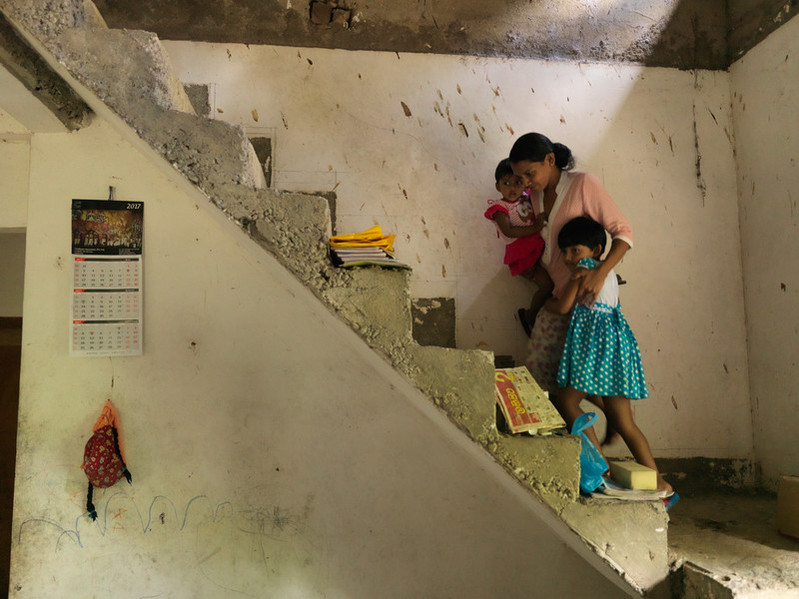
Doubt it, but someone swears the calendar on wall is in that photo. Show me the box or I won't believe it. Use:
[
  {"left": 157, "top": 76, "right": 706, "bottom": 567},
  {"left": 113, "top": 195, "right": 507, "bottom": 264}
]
[{"left": 71, "top": 199, "right": 143, "bottom": 357}]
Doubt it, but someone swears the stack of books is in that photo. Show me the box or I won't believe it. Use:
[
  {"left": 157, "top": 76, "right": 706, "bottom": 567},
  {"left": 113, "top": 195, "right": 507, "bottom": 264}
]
[{"left": 329, "top": 225, "right": 411, "bottom": 270}]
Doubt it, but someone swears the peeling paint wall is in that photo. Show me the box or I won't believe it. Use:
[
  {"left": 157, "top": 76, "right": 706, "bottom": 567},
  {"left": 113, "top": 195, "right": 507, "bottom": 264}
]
[
  {"left": 163, "top": 42, "right": 752, "bottom": 461},
  {"left": 730, "top": 16, "right": 799, "bottom": 488},
  {"left": 6, "top": 114, "right": 633, "bottom": 597}
]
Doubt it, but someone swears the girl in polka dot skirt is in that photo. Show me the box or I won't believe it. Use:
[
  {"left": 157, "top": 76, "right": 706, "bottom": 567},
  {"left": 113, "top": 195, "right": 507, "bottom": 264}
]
[{"left": 545, "top": 216, "right": 672, "bottom": 495}]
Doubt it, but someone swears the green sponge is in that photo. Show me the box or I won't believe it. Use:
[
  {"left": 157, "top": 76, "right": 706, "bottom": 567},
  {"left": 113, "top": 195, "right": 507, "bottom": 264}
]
[{"left": 609, "top": 460, "right": 657, "bottom": 490}]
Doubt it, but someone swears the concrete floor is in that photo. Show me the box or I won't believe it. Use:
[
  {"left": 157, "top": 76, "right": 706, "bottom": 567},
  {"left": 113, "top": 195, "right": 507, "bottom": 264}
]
[{"left": 667, "top": 487, "right": 799, "bottom": 596}]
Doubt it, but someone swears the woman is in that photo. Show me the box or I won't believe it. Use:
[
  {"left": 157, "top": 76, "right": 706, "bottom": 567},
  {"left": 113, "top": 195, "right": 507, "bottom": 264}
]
[{"left": 509, "top": 132, "right": 634, "bottom": 401}]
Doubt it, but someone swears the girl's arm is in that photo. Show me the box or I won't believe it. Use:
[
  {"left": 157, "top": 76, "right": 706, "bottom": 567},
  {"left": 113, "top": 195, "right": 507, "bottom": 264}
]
[
  {"left": 575, "top": 239, "right": 630, "bottom": 303},
  {"left": 492, "top": 211, "right": 547, "bottom": 238},
  {"left": 545, "top": 270, "right": 582, "bottom": 314},
  {"left": 575, "top": 174, "right": 633, "bottom": 303}
]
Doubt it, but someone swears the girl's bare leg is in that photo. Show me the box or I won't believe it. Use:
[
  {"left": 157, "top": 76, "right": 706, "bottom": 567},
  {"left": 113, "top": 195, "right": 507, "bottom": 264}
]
[
  {"left": 554, "top": 387, "right": 602, "bottom": 452},
  {"left": 585, "top": 395, "right": 620, "bottom": 446},
  {"left": 603, "top": 396, "right": 672, "bottom": 494}
]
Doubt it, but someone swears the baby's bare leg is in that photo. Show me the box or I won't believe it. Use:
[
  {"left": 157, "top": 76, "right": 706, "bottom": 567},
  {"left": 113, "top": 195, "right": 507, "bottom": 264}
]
[{"left": 522, "top": 264, "right": 554, "bottom": 322}]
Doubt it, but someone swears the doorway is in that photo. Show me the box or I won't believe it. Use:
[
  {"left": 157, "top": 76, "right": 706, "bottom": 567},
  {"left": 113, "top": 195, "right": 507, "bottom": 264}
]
[{"left": 0, "top": 317, "right": 21, "bottom": 595}]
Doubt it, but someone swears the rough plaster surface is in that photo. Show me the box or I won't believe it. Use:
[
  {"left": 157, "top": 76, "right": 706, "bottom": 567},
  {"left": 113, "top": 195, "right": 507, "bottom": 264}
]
[
  {"left": 729, "top": 0, "right": 799, "bottom": 61},
  {"left": 3, "top": 0, "right": 105, "bottom": 37},
  {"left": 563, "top": 499, "right": 669, "bottom": 592},
  {"left": 0, "top": 13, "right": 91, "bottom": 130},
  {"left": 680, "top": 563, "right": 736, "bottom": 599},
  {"left": 55, "top": 28, "right": 196, "bottom": 114},
  {"left": 91, "top": 0, "right": 799, "bottom": 70},
  {"left": 2, "top": 0, "right": 670, "bottom": 588},
  {"left": 92, "top": 0, "right": 733, "bottom": 70},
  {"left": 411, "top": 297, "right": 456, "bottom": 348},
  {"left": 490, "top": 433, "right": 581, "bottom": 512}
]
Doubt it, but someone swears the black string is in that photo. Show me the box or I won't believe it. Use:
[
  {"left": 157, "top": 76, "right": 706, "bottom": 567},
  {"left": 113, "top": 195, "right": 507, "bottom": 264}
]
[
  {"left": 111, "top": 426, "right": 132, "bottom": 484},
  {"left": 87, "top": 482, "right": 97, "bottom": 521}
]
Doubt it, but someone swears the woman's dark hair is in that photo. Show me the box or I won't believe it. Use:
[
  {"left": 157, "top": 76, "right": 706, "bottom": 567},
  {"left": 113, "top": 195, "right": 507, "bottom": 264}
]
[
  {"left": 494, "top": 158, "right": 513, "bottom": 182},
  {"left": 509, "top": 132, "right": 575, "bottom": 171},
  {"left": 557, "top": 216, "right": 607, "bottom": 254}
]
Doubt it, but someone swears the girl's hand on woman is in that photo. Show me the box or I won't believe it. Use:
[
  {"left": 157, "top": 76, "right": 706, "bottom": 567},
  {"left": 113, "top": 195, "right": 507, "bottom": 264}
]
[
  {"left": 574, "top": 238, "right": 631, "bottom": 305},
  {"left": 573, "top": 267, "right": 606, "bottom": 306}
]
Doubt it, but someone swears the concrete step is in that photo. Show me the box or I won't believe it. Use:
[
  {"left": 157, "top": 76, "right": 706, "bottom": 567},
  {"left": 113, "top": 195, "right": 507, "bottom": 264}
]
[
  {"left": 55, "top": 28, "right": 196, "bottom": 115},
  {"left": 667, "top": 488, "right": 799, "bottom": 598},
  {"left": 140, "top": 110, "right": 266, "bottom": 195}
]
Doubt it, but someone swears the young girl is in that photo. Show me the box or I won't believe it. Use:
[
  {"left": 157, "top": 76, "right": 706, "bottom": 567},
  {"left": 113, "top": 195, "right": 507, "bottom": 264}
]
[
  {"left": 545, "top": 216, "right": 672, "bottom": 495},
  {"left": 484, "top": 158, "right": 554, "bottom": 335}
]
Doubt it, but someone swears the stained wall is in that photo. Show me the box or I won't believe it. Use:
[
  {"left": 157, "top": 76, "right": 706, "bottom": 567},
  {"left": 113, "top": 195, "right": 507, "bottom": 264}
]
[
  {"left": 730, "top": 15, "right": 799, "bottom": 486},
  {"left": 162, "top": 42, "right": 752, "bottom": 462}
]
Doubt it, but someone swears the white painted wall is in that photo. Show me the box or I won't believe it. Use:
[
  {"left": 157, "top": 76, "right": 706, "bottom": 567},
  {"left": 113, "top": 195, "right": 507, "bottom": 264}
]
[
  {"left": 730, "top": 16, "right": 799, "bottom": 486},
  {"left": 0, "top": 108, "right": 30, "bottom": 229},
  {"left": 8, "top": 114, "right": 634, "bottom": 596},
  {"left": 163, "top": 43, "right": 752, "bottom": 461}
]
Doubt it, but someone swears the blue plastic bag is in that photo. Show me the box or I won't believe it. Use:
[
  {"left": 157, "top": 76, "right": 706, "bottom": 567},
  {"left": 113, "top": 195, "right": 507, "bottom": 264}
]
[{"left": 572, "top": 412, "right": 609, "bottom": 494}]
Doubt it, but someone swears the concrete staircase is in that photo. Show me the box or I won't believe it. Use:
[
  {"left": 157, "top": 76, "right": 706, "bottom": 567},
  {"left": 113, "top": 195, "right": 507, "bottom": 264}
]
[{"left": 0, "top": 0, "right": 670, "bottom": 593}]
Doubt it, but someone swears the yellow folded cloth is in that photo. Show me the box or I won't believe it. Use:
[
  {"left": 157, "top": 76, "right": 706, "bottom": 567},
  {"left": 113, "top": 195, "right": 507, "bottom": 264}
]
[{"left": 329, "top": 225, "right": 396, "bottom": 252}]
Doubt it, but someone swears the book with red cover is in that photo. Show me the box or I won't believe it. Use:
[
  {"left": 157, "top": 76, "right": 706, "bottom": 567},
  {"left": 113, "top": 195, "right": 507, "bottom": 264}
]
[{"left": 494, "top": 366, "right": 566, "bottom": 435}]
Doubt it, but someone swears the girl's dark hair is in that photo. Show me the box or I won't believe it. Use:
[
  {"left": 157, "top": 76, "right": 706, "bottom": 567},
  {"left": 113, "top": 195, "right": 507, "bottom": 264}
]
[
  {"left": 494, "top": 158, "right": 513, "bottom": 182},
  {"left": 557, "top": 216, "right": 607, "bottom": 254},
  {"left": 509, "top": 132, "right": 575, "bottom": 171}
]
